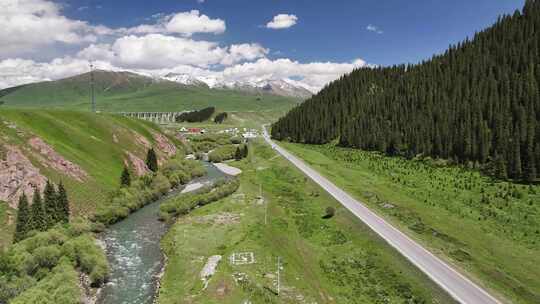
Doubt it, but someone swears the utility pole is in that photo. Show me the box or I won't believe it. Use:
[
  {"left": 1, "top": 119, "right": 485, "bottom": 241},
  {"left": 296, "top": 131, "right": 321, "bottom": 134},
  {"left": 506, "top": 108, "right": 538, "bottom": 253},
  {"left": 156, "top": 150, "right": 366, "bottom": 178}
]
[
  {"left": 262, "top": 184, "right": 268, "bottom": 225},
  {"left": 277, "top": 256, "right": 281, "bottom": 296},
  {"left": 89, "top": 62, "right": 96, "bottom": 113}
]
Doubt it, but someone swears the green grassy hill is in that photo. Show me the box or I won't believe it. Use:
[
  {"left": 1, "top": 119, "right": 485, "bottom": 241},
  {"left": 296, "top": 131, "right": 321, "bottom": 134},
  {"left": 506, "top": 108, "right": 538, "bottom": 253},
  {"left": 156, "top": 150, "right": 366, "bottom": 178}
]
[
  {"left": 0, "top": 70, "right": 300, "bottom": 112},
  {"left": 0, "top": 109, "right": 182, "bottom": 248}
]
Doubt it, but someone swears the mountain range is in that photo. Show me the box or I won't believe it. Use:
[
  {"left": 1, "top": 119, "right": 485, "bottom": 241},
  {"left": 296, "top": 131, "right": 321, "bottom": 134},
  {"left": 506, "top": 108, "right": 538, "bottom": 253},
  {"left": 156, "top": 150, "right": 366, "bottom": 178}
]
[
  {"left": 0, "top": 70, "right": 302, "bottom": 112},
  {"left": 161, "top": 72, "right": 314, "bottom": 99}
]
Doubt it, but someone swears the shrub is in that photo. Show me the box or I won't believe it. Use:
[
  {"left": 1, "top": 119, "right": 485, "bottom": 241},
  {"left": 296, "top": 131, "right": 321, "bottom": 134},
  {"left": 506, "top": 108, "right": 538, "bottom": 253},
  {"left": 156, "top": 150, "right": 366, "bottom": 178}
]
[
  {"left": 159, "top": 178, "right": 239, "bottom": 220},
  {"left": 208, "top": 145, "right": 237, "bottom": 162},
  {"left": 323, "top": 207, "right": 336, "bottom": 219},
  {"left": 93, "top": 159, "right": 204, "bottom": 226}
]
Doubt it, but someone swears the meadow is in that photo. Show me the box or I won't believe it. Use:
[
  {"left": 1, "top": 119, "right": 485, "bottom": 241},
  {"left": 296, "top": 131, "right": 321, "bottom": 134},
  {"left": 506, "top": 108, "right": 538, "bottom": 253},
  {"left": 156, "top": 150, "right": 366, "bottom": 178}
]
[
  {"left": 280, "top": 142, "right": 540, "bottom": 304},
  {"left": 1, "top": 81, "right": 299, "bottom": 113},
  {"left": 0, "top": 110, "right": 178, "bottom": 248},
  {"left": 157, "top": 141, "right": 455, "bottom": 304}
]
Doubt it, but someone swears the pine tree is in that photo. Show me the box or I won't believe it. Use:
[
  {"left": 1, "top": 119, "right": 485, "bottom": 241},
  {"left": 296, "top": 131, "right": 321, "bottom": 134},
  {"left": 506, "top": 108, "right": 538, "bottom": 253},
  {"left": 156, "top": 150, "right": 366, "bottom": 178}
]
[
  {"left": 30, "top": 189, "right": 46, "bottom": 232},
  {"left": 242, "top": 145, "right": 249, "bottom": 158},
  {"left": 235, "top": 146, "right": 242, "bottom": 160},
  {"left": 271, "top": 0, "right": 540, "bottom": 181},
  {"left": 56, "top": 182, "right": 70, "bottom": 223},
  {"left": 14, "top": 194, "right": 30, "bottom": 242},
  {"left": 146, "top": 148, "right": 158, "bottom": 172},
  {"left": 43, "top": 180, "right": 58, "bottom": 228},
  {"left": 120, "top": 166, "right": 131, "bottom": 187}
]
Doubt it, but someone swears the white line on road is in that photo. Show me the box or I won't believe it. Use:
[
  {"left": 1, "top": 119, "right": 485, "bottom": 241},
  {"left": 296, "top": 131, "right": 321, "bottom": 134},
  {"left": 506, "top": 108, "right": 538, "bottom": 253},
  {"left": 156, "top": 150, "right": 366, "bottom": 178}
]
[{"left": 262, "top": 126, "right": 501, "bottom": 304}]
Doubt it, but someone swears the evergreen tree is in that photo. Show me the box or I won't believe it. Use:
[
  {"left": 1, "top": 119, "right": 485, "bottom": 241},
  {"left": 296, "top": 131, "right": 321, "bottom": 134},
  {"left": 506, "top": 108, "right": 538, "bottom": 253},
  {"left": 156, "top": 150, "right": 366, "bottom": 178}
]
[
  {"left": 235, "top": 146, "right": 242, "bottom": 160},
  {"left": 120, "top": 166, "right": 131, "bottom": 187},
  {"left": 30, "top": 189, "right": 46, "bottom": 232},
  {"left": 146, "top": 148, "right": 158, "bottom": 172},
  {"left": 272, "top": 0, "right": 540, "bottom": 182},
  {"left": 14, "top": 194, "right": 30, "bottom": 242},
  {"left": 242, "top": 144, "right": 249, "bottom": 158},
  {"left": 56, "top": 182, "right": 70, "bottom": 223},
  {"left": 43, "top": 180, "right": 58, "bottom": 228}
]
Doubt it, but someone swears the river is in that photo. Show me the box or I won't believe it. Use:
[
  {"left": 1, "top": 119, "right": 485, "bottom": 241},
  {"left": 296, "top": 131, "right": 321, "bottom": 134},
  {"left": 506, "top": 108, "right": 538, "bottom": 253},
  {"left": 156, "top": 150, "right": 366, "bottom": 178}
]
[{"left": 98, "top": 162, "right": 226, "bottom": 304}]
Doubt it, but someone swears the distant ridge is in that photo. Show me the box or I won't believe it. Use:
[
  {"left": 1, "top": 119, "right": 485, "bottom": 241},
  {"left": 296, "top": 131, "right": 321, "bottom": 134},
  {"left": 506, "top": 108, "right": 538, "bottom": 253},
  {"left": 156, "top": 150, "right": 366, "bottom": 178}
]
[{"left": 0, "top": 70, "right": 301, "bottom": 112}]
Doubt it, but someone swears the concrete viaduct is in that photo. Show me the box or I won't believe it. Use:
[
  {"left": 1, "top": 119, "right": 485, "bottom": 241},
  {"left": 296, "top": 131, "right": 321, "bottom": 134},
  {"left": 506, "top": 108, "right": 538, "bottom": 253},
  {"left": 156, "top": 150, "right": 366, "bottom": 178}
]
[{"left": 120, "top": 111, "right": 190, "bottom": 124}]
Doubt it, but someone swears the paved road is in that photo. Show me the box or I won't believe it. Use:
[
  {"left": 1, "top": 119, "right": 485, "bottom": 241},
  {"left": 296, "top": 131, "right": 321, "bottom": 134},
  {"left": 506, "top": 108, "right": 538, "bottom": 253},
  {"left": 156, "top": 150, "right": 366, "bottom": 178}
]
[{"left": 262, "top": 126, "right": 501, "bottom": 304}]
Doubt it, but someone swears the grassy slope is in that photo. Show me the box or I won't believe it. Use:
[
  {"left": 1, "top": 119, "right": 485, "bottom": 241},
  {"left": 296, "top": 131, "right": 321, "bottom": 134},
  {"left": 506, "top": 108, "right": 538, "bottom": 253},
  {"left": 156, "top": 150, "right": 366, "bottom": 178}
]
[
  {"left": 1, "top": 80, "right": 299, "bottom": 113},
  {"left": 280, "top": 143, "right": 540, "bottom": 304},
  {"left": 0, "top": 110, "right": 175, "bottom": 248},
  {"left": 158, "top": 141, "right": 455, "bottom": 304},
  {"left": 162, "top": 111, "right": 286, "bottom": 135}
]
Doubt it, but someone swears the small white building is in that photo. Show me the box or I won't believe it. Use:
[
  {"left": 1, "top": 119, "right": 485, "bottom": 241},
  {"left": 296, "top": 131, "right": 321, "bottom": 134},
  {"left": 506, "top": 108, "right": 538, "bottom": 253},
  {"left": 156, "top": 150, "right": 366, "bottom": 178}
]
[{"left": 242, "top": 131, "right": 258, "bottom": 139}]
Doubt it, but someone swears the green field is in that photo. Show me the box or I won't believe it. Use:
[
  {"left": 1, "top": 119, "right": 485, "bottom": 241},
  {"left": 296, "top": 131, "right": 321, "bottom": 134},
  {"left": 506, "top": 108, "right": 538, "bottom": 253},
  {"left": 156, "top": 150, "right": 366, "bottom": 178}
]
[
  {"left": 162, "top": 111, "right": 288, "bottom": 133},
  {"left": 0, "top": 71, "right": 300, "bottom": 113},
  {"left": 280, "top": 143, "right": 540, "bottom": 304},
  {"left": 0, "top": 109, "right": 180, "bottom": 248},
  {"left": 157, "top": 141, "right": 455, "bottom": 304}
]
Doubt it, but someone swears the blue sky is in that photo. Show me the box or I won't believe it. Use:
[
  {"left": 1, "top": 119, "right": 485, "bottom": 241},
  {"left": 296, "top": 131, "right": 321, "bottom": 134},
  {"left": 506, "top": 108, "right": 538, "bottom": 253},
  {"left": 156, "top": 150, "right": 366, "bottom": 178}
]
[
  {"left": 67, "top": 0, "right": 525, "bottom": 66},
  {"left": 0, "top": 0, "right": 526, "bottom": 89}
]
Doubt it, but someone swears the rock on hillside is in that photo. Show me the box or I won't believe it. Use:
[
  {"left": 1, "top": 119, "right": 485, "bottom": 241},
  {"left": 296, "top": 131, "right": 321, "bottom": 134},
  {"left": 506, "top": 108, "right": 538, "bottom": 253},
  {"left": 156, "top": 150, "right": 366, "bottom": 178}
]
[
  {"left": 0, "top": 144, "right": 47, "bottom": 208},
  {"left": 28, "top": 137, "right": 88, "bottom": 182}
]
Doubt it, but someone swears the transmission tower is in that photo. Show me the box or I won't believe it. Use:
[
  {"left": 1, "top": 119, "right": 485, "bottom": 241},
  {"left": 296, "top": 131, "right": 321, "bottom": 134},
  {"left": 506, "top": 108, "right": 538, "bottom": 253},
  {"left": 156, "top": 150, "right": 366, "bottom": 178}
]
[{"left": 89, "top": 62, "right": 96, "bottom": 112}]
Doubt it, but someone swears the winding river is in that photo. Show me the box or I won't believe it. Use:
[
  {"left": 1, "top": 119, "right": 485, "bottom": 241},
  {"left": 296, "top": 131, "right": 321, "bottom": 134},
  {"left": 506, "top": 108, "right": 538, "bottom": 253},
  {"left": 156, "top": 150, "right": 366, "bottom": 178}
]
[{"left": 98, "top": 162, "right": 226, "bottom": 304}]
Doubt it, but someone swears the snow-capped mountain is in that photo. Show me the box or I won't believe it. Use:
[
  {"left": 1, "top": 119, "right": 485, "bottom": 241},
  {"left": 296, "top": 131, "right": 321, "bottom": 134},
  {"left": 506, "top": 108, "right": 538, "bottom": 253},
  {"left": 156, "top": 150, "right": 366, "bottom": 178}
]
[{"left": 162, "top": 73, "right": 314, "bottom": 99}]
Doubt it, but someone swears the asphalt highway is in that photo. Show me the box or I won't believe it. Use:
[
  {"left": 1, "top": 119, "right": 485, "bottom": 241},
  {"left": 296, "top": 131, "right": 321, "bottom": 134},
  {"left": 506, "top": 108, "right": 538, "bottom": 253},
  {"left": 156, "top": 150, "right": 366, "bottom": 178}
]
[{"left": 262, "top": 126, "right": 501, "bottom": 304}]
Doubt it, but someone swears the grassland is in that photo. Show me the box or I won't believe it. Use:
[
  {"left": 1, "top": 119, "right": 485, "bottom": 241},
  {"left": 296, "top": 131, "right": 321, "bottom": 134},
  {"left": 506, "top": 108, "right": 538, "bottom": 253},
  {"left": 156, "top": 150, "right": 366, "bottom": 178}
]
[
  {"left": 280, "top": 143, "right": 540, "bottom": 304},
  {"left": 0, "top": 109, "right": 179, "bottom": 249},
  {"left": 0, "top": 73, "right": 300, "bottom": 113},
  {"left": 157, "top": 141, "right": 455, "bottom": 304},
  {"left": 163, "top": 111, "right": 287, "bottom": 132}
]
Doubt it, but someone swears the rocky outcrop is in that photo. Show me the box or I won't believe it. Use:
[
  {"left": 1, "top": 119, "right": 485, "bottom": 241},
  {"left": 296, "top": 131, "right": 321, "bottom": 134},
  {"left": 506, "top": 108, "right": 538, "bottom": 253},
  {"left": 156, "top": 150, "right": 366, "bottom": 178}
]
[
  {"left": 124, "top": 151, "right": 149, "bottom": 176},
  {"left": 152, "top": 132, "right": 177, "bottom": 158},
  {"left": 0, "top": 144, "right": 47, "bottom": 208},
  {"left": 28, "top": 137, "right": 88, "bottom": 182},
  {"left": 132, "top": 131, "right": 151, "bottom": 149}
]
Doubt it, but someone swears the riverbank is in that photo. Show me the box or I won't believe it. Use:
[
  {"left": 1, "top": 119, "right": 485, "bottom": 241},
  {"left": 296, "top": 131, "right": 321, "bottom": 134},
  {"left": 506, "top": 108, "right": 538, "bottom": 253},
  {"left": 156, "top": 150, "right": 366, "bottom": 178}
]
[
  {"left": 156, "top": 140, "right": 455, "bottom": 304},
  {"left": 97, "top": 162, "right": 227, "bottom": 304},
  {"left": 214, "top": 162, "right": 242, "bottom": 176}
]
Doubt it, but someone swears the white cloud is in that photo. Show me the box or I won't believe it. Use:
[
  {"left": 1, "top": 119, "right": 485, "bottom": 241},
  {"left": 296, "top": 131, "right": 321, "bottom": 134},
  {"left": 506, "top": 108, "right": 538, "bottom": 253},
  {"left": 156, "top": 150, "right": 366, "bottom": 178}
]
[
  {"left": 0, "top": 1, "right": 369, "bottom": 93},
  {"left": 266, "top": 14, "right": 298, "bottom": 29},
  {"left": 221, "top": 58, "right": 368, "bottom": 90},
  {"left": 0, "top": 0, "right": 112, "bottom": 57},
  {"left": 166, "top": 10, "right": 225, "bottom": 35},
  {"left": 121, "top": 10, "right": 225, "bottom": 36},
  {"left": 77, "top": 35, "right": 267, "bottom": 69},
  {"left": 220, "top": 43, "right": 269, "bottom": 66},
  {"left": 0, "top": 57, "right": 117, "bottom": 89},
  {"left": 366, "top": 24, "right": 383, "bottom": 34},
  {"left": 110, "top": 34, "right": 227, "bottom": 68}
]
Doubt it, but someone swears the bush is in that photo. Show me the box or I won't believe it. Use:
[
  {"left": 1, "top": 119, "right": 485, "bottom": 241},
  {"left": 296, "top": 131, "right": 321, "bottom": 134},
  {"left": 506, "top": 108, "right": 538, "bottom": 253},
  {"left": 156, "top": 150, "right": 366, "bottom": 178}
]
[
  {"left": 0, "top": 220, "right": 109, "bottom": 303},
  {"left": 208, "top": 145, "right": 237, "bottom": 162},
  {"left": 159, "top": 178, "right": 239, "bottom": 220},
  {"left": 323, "top": 207, "right": 336, "bottom": 219},
  {"left": 9, "top": 260, "right": 81, "bottom": 304},
  {"left": 93, "top": 159, "right": 205, "bottom": 226}
]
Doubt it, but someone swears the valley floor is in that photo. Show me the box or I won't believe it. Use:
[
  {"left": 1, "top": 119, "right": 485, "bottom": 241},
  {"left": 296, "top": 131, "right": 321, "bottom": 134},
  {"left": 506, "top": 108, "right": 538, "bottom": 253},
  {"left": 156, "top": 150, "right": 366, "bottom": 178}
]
[
  {"left": 279, "top": 142, "right": 540, "bottom": 304},
  {"left": 157, "top": 141, "right": 455, "bottom": 304}
]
